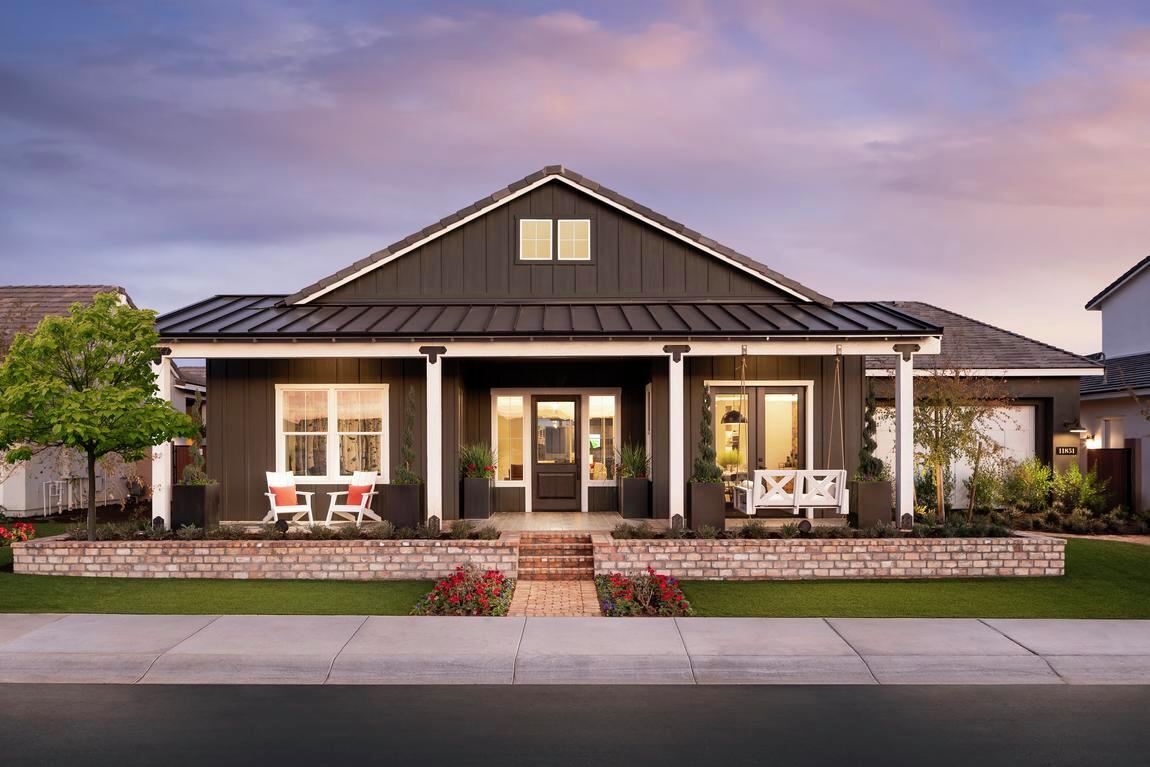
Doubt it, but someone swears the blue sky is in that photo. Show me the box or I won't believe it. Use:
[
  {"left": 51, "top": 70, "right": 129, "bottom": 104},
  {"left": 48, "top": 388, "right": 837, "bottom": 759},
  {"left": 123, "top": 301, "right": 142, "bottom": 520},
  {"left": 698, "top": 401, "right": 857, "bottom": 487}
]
[{"left": 3, "top": 0, "right": 1149, "bottom": 352}]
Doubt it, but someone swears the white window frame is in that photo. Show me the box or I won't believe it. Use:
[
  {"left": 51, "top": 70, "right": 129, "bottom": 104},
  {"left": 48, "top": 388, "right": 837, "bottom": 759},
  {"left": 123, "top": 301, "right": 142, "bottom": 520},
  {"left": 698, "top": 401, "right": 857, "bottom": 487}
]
[
  {"left": 557, "top": 218, "right": 591, "bottom": 261},
  {"left": 490, "top": 387, "right": 621, "bottom": 513},
  {"left": 275, "top": 383, "right": 390, "bottom": 484},
  {"left": 519, "top": 218, "right": 553, "bottom": 261},
  {"left": 704, "top": 380, "right": 815, "bottom": 470}
]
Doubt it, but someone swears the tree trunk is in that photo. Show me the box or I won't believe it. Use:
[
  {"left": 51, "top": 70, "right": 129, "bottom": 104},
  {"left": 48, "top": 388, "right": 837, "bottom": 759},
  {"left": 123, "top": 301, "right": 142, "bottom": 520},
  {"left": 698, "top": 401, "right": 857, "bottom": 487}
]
[
  {"left": 935, "top": 461, "right": 945, "bottom": 522},
  {"left": 86, "top": 450, "right": 97, "bottom": 542},
  {"left": 968, "top": 441, "right": 983, "bottom": 522}
]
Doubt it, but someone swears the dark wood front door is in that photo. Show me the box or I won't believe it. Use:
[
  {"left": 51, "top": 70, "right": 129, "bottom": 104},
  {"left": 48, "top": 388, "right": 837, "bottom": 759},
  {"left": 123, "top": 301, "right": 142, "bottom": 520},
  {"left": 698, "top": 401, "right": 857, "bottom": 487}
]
[{"left": 532, "top": 396, "right": 580, "bottom": 511}]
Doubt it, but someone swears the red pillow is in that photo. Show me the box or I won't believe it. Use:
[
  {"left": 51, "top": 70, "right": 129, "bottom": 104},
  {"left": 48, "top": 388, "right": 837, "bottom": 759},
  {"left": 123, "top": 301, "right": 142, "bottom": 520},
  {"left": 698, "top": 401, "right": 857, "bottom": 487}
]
[
  {"left": 346, "top": 484, "right": 373, "bottom": 506},
  {"left": 269, "top": 486, "right": 297, "bottom": 507}
]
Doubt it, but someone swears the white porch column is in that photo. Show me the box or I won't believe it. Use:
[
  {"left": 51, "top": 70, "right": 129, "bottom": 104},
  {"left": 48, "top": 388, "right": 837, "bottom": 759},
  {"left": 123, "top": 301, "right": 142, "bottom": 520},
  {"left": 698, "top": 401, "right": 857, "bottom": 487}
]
[
  {"left": 423, "top": 347, "right": 445, "bottom": 527},
  {"left": 151, "top": 355, "right": 173, "bottom": 528},
  {"left": 894, "top": 346, "right": 917, "bottom": 527},
  {"left": 666, "top": 346, "right": 687, "bottom": 526}
]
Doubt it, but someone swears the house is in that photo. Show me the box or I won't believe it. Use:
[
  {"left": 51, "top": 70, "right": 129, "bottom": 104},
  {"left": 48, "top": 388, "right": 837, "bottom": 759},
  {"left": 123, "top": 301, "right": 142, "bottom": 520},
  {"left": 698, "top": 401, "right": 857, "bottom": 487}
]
[
  {"left": 1081, "top": 255, "right": 1150, "bottom": 513},
  {"left": 152, "top": 166, "right": 1089, "bottom": 527},
  {"left": 866, "top": 302, "right": 1102, "bottom": 508},
  {"left": 0, "top": 285, "right": 143, "bottom": 517}
]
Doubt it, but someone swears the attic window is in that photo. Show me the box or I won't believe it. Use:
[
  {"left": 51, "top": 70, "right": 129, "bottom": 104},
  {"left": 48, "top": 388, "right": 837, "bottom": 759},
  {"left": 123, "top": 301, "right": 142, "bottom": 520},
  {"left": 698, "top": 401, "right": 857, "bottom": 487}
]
[
  {"left": 558, "top": 219, "right": 591, "bottom": 261},
  {"left": 519, "top": 219, "right": 553, "bottom": 261}
]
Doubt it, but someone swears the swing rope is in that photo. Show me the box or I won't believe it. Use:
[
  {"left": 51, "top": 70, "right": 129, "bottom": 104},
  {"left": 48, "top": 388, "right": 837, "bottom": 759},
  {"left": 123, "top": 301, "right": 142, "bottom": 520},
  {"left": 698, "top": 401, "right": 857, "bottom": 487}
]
[{"left": 825, "top": 349, "right": 847, "bottom": 469}]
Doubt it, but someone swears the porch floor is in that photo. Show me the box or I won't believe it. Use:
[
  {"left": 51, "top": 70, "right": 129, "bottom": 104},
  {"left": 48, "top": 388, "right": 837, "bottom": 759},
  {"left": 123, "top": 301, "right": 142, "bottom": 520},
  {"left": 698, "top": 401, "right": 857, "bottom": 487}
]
[{"left": 477, "top": 512, "right": 647, "bottom": 532}]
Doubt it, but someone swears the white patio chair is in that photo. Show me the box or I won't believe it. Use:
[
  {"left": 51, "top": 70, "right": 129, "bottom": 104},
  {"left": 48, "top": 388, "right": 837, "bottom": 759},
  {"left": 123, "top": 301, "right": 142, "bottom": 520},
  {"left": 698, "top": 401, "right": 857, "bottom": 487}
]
[
  {"left": 264, "top": 471, "right": 315, "bottom": 524},
  {"left": 325, "top": 470, "right": 382, "bottom": 526}
]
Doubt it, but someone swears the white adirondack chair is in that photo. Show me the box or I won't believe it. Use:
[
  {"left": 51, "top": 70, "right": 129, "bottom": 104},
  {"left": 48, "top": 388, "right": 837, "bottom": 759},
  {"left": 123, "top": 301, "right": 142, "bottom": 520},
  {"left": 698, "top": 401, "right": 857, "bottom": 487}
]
[
  {"left": 264, "top": 471, "right": 315, "bottom": 524},
  {"left": 325, "top": 470, "right": 382, "bottom": 526}
]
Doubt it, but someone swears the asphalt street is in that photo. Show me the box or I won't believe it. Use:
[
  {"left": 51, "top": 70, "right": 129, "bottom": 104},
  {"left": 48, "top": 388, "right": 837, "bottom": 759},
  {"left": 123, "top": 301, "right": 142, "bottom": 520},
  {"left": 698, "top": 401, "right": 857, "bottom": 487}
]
[{"left": 3, "top": 684, "right": 1149, "bottom": 766}]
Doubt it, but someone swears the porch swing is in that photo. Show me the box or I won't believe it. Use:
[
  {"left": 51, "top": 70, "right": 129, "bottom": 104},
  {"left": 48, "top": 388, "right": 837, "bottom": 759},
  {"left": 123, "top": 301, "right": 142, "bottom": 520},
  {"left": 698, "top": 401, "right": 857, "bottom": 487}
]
[{"left": 732, "top": 346, "right": 850, "bottom": 520}]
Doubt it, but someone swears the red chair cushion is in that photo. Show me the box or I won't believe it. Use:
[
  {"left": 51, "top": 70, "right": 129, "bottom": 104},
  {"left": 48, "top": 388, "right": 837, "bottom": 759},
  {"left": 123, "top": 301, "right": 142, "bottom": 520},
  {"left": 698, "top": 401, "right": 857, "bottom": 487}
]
[
  {"left": 269, "top": 486, "right": 297, "bottom": 507},
  {"left": 346, "top": 484, "right": 373, "bottom": 506}
]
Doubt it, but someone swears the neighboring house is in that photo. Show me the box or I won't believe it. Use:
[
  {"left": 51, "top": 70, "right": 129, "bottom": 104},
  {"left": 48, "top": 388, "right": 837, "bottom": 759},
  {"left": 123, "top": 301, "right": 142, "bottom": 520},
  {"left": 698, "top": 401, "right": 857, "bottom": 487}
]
[
  {"left": 151, "top": 166, "right": 1090, "bottom": 526},
  {"left": 1082, "top": 255, "right": 1150, "bottom": 513},
  {"left": 0, "top": 285, "right": 139, "bottom": 517},
  {"left": 866, "top": 302, "right": 1102, "bottom": 508}
]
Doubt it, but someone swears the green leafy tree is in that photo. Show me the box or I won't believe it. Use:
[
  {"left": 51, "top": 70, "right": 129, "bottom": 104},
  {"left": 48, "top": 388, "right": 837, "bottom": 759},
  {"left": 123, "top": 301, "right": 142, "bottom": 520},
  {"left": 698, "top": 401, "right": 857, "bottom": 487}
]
[
  {"left": 392, "top": 385, "right": 422, "bottom": 485},
  {"left": 690, "top": 387, "right": 723, "bottom": 483},
  {"left": 0, "top": 293, "right": 198, "bottom": 540},
  {"left": 855, "top": 381, "right": 887, "bottom": 481},
  {"left": 912, "top": 369, "right": 1011, "bottom": 521}
]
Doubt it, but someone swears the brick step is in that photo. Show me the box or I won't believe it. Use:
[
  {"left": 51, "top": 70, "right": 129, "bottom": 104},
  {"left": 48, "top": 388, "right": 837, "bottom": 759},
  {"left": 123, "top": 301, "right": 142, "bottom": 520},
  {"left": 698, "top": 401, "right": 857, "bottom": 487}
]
[
  {"left": 519, "top": 534, "right": 593, "bottom": 544},
  {"left": 518, "top": 544, "right": 594, "bottom": 557},
  {"left": 519, "top": 555, "right": 594, "bottom": 568},
  {"left": 519, "top": 567, "right": 596, "bottom": 581}
]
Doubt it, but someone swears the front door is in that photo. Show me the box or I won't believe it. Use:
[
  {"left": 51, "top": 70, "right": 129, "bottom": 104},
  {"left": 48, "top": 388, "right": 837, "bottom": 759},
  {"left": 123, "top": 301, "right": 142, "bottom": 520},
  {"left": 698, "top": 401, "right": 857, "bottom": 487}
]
[{"left": 532, "top": 396, "right": 580, "bottom": 510}]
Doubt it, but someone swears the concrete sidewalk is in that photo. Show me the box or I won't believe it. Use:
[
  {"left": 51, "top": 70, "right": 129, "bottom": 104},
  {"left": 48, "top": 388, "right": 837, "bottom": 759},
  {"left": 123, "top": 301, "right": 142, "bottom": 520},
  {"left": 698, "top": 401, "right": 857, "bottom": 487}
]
[{"left": 2, "top": 614, "right": 1149, "bottom": 685}]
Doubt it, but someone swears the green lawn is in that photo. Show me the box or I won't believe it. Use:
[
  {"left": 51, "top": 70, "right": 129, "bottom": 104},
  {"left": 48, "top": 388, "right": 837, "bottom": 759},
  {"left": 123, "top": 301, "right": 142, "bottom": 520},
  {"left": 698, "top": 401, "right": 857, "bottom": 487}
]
[
  {"left": 682, "top": 539, "right": 1150, "bottom": 618},
  {"left": 0, "top": 521, "right": 431, "bottom": 615}
]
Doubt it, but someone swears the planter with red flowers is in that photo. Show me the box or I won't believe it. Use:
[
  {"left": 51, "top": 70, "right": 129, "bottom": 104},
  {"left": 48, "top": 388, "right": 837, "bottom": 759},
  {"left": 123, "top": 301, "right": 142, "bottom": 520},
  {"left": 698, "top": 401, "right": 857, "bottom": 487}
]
[
  {"left": 459, "top": 443, "right": 496, "bottom": 520},
  {"left": 411, "top": 564, "right": 514, "bottom": 616},
  {"left": 595, "top": 567, "right": 695, "bottom": 617}
]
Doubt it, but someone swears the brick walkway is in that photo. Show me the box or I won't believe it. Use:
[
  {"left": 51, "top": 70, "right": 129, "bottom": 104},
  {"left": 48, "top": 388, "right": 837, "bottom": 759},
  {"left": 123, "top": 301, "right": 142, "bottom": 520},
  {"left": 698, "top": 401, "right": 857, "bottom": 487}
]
[{"left": 507, "top": 580, "right": 601, "bottom": 617}]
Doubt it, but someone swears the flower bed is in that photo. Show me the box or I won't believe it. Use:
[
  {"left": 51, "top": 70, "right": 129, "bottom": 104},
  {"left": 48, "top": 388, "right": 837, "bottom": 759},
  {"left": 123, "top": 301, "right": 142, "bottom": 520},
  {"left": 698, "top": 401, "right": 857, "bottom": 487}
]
[
  {"left": 596, "top": 567, "right": 694, "bottom": 616},
  {"left": 412, "top": 565, "right": 513, "bottom": 616},
  {"left": 0, "top": 521, "right": 36, "bottom": 545}
]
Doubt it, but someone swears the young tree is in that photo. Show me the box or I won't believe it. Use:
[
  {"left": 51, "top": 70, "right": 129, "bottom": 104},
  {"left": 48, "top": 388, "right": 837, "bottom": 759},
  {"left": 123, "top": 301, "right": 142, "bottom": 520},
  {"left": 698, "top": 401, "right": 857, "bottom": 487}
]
[
  {"left": 0, "top": 293, "right": 198, "bottom": 540},
  {"left": 912, "top": 368, "right": 1011, "bottom": 521}
]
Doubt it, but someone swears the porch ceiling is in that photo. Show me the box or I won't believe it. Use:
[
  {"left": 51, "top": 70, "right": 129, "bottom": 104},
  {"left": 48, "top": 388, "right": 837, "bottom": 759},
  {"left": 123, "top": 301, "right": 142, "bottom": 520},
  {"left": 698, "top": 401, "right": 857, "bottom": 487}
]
[{"left": 157, "top": 296, "right": 940, "bottom": 341}]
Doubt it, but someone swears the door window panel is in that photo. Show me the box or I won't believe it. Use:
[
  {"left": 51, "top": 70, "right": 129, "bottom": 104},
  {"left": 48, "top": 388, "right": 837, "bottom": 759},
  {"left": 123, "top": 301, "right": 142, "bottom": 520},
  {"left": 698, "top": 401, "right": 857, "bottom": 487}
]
[
  {"left": 714, "top": 393, "right": 749, "bottom": 480},
  {"left": 763, "top": 392, "right": 800, "bottom": 469},
  {"left": 588, "top": 395, "right": 616, "bottom": 480},
  {"left": 536, "top": 401, "right": 575, "bottom": 464},
  {"left": 496, "top": 396, "right": 525, "bottom": 481}
]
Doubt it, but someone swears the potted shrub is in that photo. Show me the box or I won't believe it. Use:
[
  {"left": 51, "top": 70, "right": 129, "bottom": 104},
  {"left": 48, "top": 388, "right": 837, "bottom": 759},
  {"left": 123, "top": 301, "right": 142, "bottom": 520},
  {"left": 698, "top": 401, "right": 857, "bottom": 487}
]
[
  {"left": 849, "top": 383, "right": 893, "bottom": 527},
  {"left": 459, "top": 442, "right": 496, "bottom": 519},
  {"left": 687, "top": 387, "right": 725, "bottom": 530},
  {"left": 171, "top": 401, "right": 219, "bottom": 529},
  {"left": 616, "top": 443, "right": 651, "bottom": 519},
  {"left": 383, "top": 385, "right": 423, "bottom": 528}
]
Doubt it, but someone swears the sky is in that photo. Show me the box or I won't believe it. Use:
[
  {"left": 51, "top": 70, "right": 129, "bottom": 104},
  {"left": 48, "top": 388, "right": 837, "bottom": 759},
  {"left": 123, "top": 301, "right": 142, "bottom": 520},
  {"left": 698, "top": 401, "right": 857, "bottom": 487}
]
[{"left": 2, "top": 0, "right": 1149, "bottom": 354}]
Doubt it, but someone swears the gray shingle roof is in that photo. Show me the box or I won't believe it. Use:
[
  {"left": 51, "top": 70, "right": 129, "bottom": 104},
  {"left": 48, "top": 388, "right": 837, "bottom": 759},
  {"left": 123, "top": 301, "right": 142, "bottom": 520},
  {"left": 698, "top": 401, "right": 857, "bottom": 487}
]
[
  {"left": 0, "top": 285, "right": 131, "bottom": 354},
  {"left": 1081, "top": 352, "right": 1150, "bottom": 395},
  {"left": 156, "top": 296, "right": 939, "bottom": 340},
  {"left": 283, "top": 165, "right": 832, "bottom": 306},
  {"left": 864, "top": 301, "right": 1100, "bottom": 373}
]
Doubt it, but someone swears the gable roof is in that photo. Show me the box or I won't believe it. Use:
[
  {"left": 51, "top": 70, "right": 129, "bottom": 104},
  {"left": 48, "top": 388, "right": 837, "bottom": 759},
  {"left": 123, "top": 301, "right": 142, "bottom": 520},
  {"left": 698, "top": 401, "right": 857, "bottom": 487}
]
[
  {"left": 1086, "top": 254, "right": 1150, "bottom": 310},
  {"left": 865, "top": 301, "right": 1101, "bottom": 374},
  {"left": 156, "top": 296, "right": 937, "bottom": 340},
  {"left": 1080, "top": 351, "right": 1150, "bottom": 396},
  {"left": 283, "top": 166, "right": 832, "bottom": 306},
  {"left": 0, "top": 285, "right": 132, "bottom": 354}
]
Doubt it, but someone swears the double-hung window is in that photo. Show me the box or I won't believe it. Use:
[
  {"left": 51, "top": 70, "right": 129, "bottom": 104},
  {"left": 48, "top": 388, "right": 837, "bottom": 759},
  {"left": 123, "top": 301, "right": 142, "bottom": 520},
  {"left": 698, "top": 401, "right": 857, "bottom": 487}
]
[{"left": 276, "top": 384, "right": 389, "bottom": 483}]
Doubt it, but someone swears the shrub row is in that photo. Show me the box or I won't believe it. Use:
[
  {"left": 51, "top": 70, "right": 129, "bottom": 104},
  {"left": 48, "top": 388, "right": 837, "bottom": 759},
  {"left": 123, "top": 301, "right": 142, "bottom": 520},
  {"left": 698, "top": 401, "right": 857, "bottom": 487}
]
[
  {"left": 611, "top": 518, "right": 1013, "bottom": 541},
  {"left": 67, "top": 519, "right": 501, "bottom": 542}
]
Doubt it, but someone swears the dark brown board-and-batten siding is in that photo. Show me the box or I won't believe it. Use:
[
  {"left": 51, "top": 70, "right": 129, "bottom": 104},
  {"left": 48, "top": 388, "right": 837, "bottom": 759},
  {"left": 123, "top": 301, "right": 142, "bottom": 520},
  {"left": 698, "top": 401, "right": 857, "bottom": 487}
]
[
  {"left": 315, "top": 179, "right": 792, "bottom": 303},
  {"left": 206, "top": 358, "right": 426, "bottom": 522}
]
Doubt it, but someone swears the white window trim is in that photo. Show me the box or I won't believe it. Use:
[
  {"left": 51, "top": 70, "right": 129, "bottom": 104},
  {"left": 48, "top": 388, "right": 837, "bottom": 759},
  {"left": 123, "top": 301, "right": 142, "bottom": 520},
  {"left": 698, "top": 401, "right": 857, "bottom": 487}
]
[
  {"left": 490, "top": 387, "right": 621, "bottom": 513},
  {"left": 557, "top": 218, "right": 591, "bottom": 261},
  {"left": 705, "top": 380, "right": 815, "bottom": 470},
  {"left": 274, "top": 383, "right": 390, "bottom": 484},
  {"left": 519, "top": 218, "right": 553, "bottom": 261}
]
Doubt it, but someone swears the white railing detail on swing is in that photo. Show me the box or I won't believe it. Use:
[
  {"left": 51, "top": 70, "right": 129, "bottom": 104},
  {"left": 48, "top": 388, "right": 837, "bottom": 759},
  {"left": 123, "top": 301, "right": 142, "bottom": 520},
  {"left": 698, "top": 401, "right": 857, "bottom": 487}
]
[{"left": 733, "top": 469, "right": 850, "bottom": 520}]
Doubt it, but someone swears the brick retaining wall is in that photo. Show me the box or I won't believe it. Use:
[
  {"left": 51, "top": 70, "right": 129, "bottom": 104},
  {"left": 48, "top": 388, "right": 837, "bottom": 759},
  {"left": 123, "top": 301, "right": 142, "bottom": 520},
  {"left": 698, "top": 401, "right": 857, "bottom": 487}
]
[
  {"left": 12, "top": 536, "right": 520, "bottom": 581},
  {"left": 591, "top": 533, "right": 1065, "bottom": 580}
]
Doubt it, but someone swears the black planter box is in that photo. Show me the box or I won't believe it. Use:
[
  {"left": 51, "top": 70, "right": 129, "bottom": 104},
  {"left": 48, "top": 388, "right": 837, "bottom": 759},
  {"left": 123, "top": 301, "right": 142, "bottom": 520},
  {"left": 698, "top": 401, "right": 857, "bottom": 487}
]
[
  {"left": 461, "top": 477, "right": 493, "bottom": 519},
  {"left": 688, "top": 482, "right": 725, "bottom": 531},
  {"left": 171, "top": 484, "right": 220, "bottom": 530},
  {"left": 849, "top": 480, "right": 893, "bottom": 528},
  {"left": 617, "top": 477, "right": 651, "bottom": 519},
  {"left": 382, "top": 484, "right": 423, "bottom": 528}
]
